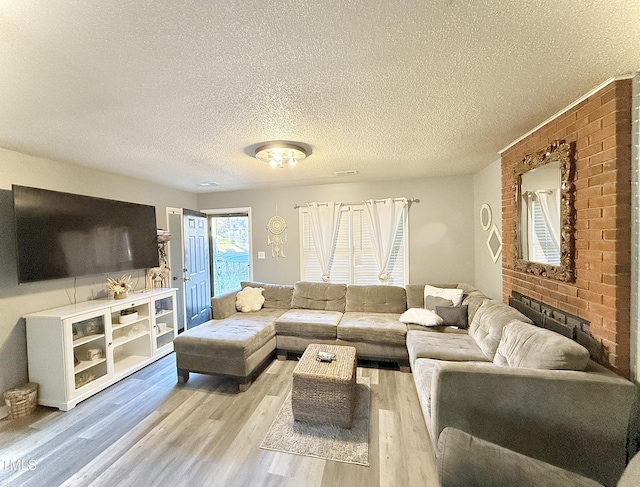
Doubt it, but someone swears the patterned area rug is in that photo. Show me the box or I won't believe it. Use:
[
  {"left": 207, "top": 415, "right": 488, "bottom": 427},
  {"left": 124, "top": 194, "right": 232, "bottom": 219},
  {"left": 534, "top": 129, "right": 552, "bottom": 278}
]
[{"left": 260, "top": 377, "right": 370, "bottom": 466}]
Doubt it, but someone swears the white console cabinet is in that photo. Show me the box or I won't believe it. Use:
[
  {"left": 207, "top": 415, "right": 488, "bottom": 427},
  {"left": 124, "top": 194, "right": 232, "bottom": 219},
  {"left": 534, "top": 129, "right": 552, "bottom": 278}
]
[{"left": 25, "top": 288, "right": 177, "bottom": 411}]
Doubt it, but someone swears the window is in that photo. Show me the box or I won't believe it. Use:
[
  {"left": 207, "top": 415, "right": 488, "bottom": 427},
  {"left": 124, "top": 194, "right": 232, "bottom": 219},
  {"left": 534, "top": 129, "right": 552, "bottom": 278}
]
[
  {"left": 530, "top": 200, "right": 560, "bottom": 265},
  {"left": 209, "top": 211, "right": 251, "bottom": 295},
  {"left": 300, "top": 204, "right": 407, "bottom": 285}
]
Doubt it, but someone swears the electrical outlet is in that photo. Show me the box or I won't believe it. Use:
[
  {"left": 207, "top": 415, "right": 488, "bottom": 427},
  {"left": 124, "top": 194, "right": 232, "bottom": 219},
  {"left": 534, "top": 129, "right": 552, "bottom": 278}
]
[{"left": 258, "top": 251, "right": 266, "bottom": 259}]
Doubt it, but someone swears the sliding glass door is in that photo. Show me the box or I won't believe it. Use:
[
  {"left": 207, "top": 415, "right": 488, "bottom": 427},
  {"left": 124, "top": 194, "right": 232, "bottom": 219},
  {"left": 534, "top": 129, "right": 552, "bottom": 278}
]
[{"left": 210, "top": 211, "right": 251, "bottom": 295}]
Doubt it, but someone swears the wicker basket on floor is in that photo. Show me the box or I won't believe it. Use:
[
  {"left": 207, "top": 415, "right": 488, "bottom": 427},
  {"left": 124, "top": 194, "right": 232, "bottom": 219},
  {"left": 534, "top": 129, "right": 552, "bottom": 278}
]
[{"left": 4, "top": 382, "right": 38, "bottom": 419}]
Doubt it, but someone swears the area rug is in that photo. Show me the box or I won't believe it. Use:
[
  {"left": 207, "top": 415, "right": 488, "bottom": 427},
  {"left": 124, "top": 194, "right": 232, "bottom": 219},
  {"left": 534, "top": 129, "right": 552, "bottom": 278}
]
[{"left": 260, "top": 377, "right": 370, "bottom": 466}]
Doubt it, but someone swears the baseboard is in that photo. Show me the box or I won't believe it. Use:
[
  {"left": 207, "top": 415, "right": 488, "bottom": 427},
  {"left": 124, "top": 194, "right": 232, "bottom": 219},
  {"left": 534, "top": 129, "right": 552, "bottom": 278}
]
[{"left": 0, "top": 404, "right": 8, "bottom": 420}]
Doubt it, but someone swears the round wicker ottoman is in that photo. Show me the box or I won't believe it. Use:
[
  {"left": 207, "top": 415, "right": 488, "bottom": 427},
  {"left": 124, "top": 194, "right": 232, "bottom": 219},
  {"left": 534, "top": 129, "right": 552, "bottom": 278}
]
[{"left": 291, "top": 344, "right": 357, "bottom": 429}]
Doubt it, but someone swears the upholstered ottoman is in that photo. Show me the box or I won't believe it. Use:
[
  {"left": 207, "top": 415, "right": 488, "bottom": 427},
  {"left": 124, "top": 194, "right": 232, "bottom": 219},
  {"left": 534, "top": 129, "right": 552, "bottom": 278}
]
[
  {"left": 173, "top": 309, "right": 284, "bottom": 391},
  {"left": 291, "top": 344, "right": 357, "bottom": 428}
]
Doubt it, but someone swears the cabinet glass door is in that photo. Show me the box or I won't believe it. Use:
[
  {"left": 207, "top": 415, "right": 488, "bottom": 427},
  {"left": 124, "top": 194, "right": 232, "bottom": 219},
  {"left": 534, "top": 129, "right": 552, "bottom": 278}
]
[
  {"left": 153, "top": 295, "right": 176, "bottom": 352},
  {"left": 69, "top": 314, "right": 108, "bottom": 391}
]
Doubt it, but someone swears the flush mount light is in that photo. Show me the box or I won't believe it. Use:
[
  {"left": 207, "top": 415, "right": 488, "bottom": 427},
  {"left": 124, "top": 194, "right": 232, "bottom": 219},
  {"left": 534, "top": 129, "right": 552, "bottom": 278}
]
[
  {"left": 197, "top": 182, "right": 219, "bottom": 187},
  {"left": 255, "top": 142, "right": 307, "bottom": 169}
]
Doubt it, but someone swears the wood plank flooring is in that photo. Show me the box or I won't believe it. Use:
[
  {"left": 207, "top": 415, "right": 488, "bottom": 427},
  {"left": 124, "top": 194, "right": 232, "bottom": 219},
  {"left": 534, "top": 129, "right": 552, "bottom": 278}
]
[{"left": 0, "top": 354, "right": 438, "bottom": 487}]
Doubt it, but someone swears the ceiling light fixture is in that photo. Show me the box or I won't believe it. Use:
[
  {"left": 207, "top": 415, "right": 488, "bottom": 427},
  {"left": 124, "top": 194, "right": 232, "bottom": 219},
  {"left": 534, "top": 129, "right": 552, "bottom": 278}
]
[{"left": 255, "top": 142, "right": 307, "bottom": 169}]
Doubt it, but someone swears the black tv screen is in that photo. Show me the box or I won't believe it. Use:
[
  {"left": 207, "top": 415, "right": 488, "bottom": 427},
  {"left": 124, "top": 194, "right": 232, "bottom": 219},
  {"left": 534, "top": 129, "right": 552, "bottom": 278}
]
[{"left": 13, "top": 185, "right": 159, "bottom": 283}]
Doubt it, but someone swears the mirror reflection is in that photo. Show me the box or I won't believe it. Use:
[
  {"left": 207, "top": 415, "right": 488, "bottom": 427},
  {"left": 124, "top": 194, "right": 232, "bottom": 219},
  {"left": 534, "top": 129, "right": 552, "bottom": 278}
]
[
  {"left": 513, "top": 140, "right": 575, "bottom": 282},
  {"left": 519, "top": 162, "right": 561, "bottom": 265}
]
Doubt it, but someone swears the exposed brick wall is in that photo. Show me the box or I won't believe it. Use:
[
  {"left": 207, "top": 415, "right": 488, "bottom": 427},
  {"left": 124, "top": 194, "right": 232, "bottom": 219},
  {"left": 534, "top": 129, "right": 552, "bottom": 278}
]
[{"left": 502, "top": 79, "right": 633, "bottom": 377}]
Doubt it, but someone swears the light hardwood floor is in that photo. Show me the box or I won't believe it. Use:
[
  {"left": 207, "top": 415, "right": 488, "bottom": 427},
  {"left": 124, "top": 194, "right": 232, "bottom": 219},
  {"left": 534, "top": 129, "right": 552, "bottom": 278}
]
[{"left": 0, "top": 354, "right": 438, "bottom": 487}]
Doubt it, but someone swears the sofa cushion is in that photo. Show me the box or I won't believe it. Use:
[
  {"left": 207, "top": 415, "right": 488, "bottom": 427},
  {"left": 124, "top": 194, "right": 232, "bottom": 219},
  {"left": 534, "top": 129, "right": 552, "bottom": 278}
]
[
  {"left": 345, "top": 285, "right": 407, "bottom": 313},
  {"left": 235, "top": 286, "right": 265, "bottom": 312},
  {"left": 406, "top": 330, "right": 490, "bottom": 363},
  {"left": 338, "top": 312, "right": 407, "bottom": 346},
  {"left": 400, "top": 308, "right": 443, "bottom": 327},
  {"left": 241, "top": 281, "right": 294, "bottom": 309},
  {"left": 405, "top": 324, "right": 468, "bottom": 334},
  {"left": 413, "top": 358, "right": 438, "bottom": 415},
  {"left": 406, "top": 284, "right": 427, "bottom": 309},
  {"left": 437, "top": 428, "right": 604, "bottom": 487},
  {"left": 424, "top": 284, "right": 464, "bottom": 308},
  {"left": 456, "top": 282, "right": 478, "bottom": 294},
  {"left": 291, "top": 281, "right": 347, "bottom": 312},
  {"left": 211, "top": 288, "right": 242, "bottom": 319},
  {"left": 274, "top": 309, "right": 342, "bottom": 338},
  {"left": 173, "top": 308, "right": 283, "bottom": 358},
  {"left": 461, "top": 290, "right": 490, "bottom": 322},
  {"left": 494, "top": 321, "right": 590, "bottom": 370},
  {"left": 406, "top": 283, "right": 461, "bottom": 309},
  {"left": 468, "top": 300, "right": 532, "bottom": 360}
]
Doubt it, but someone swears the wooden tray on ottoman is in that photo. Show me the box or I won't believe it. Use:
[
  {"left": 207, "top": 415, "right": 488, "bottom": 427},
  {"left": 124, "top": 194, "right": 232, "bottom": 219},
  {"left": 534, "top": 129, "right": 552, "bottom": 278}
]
[{"left": 292, "top": 344, "right": 357, "bottom": 429}]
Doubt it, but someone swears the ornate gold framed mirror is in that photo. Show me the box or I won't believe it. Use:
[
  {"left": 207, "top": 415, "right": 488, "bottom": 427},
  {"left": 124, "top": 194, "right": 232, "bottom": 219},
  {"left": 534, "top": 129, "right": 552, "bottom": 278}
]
[{"left": 514, "top": 140, "right": 575, "bottom": 282}]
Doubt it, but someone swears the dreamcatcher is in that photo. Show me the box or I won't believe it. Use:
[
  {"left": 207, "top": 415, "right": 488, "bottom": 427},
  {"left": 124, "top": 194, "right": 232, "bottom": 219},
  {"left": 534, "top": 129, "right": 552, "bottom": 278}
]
[{"left": 267, "top": 215, "right": 287, "bottom": 259}]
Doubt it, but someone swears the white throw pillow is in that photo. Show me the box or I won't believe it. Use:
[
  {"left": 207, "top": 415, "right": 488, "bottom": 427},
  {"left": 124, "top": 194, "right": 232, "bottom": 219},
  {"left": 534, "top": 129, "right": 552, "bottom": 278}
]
[
  {"left": 236, "top": 286, "right": 265, "bottom": 313},
  {"left": 399, "top": 308, "right": 444, "bottom": 327},
  {"left": 424, "top": 284, "right": 464, "bottom": 308}
]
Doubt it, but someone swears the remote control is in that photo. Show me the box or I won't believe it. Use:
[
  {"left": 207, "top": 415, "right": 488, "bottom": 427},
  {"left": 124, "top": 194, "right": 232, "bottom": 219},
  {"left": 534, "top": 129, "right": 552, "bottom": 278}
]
[{"left": 316, "top": 351, "right": 336, "bottom": 362}]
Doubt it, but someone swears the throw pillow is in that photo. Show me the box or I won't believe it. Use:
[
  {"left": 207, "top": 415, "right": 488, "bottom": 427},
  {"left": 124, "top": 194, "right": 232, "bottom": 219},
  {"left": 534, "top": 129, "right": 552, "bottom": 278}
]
[
  {"left": 424, "top": 284, "right": 464, "bottom": 309},
  {"left": 399, "top": 308, "right": 444, "bottom": 327},
  {"left": 435, "top": 305, "right": 469, "bottom": 329},
  {"left": 425, "top": 295, "right": 454, "bottom": 310},
  {"left": 235, "top": 286, "right": 265, "bottom": 313}
]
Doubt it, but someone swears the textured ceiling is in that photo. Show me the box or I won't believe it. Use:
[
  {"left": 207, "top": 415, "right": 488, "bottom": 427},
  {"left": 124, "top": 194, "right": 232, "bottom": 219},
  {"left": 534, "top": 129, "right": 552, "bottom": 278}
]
[{"left": 1, "top": 1, "right": 639, "bottom": 192}]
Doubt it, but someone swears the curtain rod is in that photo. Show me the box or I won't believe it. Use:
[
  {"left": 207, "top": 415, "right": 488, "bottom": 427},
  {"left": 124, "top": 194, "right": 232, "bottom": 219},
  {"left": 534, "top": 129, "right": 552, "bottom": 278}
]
[
  {"left": 523, "top": 190, "right": 553, "bottom": 196},
  {"left": 293, "top": 197, "right": 419, "bottom": 209}
]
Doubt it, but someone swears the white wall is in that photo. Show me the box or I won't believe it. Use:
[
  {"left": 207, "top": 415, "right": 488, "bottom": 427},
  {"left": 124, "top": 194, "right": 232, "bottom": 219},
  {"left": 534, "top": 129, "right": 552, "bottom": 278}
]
[
  {"left": 0, "top": 146, "right": 497, "bottom": 401},
  {"left": 0, "top": 148, "right": 197, "bottom": 398},
  {"left": 198, "top": 176, "right": 475, "bottom": 287},
  {"left": 473, "top": 158, "right": 503, "bottom": 300}
]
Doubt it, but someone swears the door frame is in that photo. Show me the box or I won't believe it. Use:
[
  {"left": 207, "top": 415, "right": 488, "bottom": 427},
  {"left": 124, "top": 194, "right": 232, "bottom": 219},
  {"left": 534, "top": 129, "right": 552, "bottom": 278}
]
[
  {"left": 631, "top": 73, "right": 639, "bottom": 383},
  {"left": 202, "top": 207, "right": 254, "bottom": 291},
  {"left": 166, "top": 207, "right": 186, "bottom": 332}
]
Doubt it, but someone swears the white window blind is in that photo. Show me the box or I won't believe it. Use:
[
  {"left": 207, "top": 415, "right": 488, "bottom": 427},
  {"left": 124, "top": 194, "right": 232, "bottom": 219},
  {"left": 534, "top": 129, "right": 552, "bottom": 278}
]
[
  {"left": 531, "top": 201, "right": 560, "bottom": 265},
  {"left": 300, "top": 204, "right": 407, "bottom": 285}
]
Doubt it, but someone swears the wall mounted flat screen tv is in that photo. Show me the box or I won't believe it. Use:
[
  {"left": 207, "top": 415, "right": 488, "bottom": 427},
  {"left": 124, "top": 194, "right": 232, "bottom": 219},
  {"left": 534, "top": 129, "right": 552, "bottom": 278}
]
[{"left": 13, "top": 185, "right": 159, "bottom": 283}]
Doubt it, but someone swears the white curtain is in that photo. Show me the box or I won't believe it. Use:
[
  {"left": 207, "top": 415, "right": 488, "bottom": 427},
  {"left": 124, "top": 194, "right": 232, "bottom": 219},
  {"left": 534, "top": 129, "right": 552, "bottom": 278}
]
[
  {"left": 535, "top": 190, "right": 560, "bottom": 251},
  {"left": 306, "top": 202, "right": 342, "bottom": 282},
  {"left": 363, "top": 197, "right": 407, "bottom": 283}
]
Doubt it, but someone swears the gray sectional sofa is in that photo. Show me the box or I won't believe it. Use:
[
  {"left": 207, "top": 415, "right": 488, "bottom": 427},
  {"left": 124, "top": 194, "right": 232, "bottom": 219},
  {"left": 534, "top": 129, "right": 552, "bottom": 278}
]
[
  {"left": 173, "top": 281, "right": 411, "bottom": 390},
  {"left": 407, "top": 283, "right": 638, "bottom": 487},
  {"left": 437, "top": 427, "right": 640, "bottom": 487},
  {"left": 173, "top": 280, "right": 638, "bottom": 486}
]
